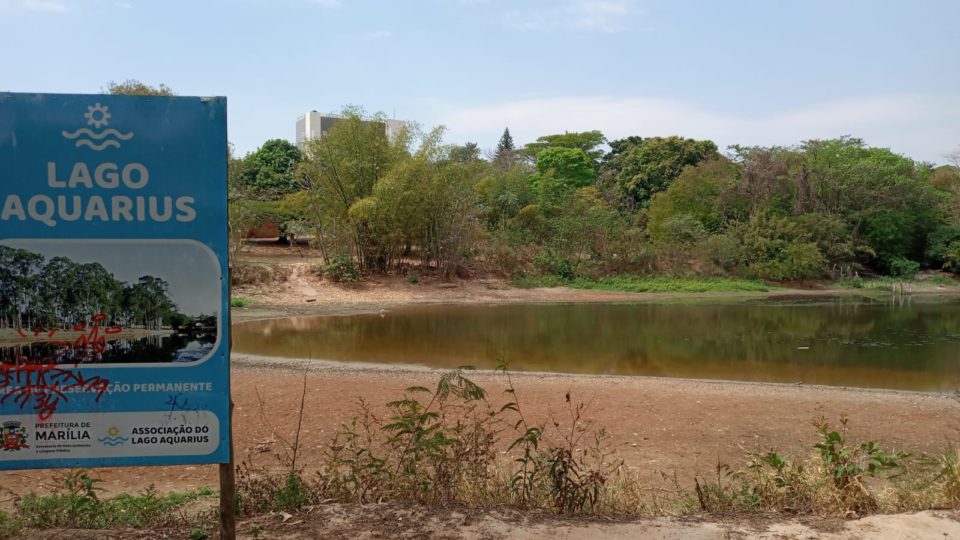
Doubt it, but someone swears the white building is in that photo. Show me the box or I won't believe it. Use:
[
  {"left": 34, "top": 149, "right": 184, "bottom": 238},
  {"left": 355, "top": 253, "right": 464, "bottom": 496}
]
[{"left": 296, "top": 111, "right": 407, "bottom": 148}]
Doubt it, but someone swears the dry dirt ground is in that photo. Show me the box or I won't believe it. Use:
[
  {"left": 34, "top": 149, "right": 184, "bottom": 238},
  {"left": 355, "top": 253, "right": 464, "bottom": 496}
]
[
  {"left": 7, "top": 248, "right": 960, "bottom": 538},
  {"left": 8, "top": 360, "right": 958, "bottom": 499},
  {"left": 17, "top": 506, "right": 960, "bottom": 539}
]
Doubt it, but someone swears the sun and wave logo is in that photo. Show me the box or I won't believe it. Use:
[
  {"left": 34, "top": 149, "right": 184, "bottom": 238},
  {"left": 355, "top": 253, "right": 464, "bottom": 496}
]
[
  {"left": 97, "top": 425, "right": 128, "bottom": 446},
  {"left": 61, "top": 103, "right": 134, "bottom": 151}
]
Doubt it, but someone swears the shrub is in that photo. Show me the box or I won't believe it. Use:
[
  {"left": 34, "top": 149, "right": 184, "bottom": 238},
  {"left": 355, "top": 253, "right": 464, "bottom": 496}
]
[
  {"left": 888, "top": 257, "right": 920, "bottom": 279},
  {"left": 812, "top": 416, "right": 908, "bottom": 512},
  {"left": 925, "top": 226, "right": 960, "bottom": 273},
  {"left": 534, "top": 254, "right": 575, "bottom": 280},
  {"left": 750, "top": 242, "right": 825, "bottom": 281},
  {"left": 324, "top": 253, "right": 360, "bottom": 283},
  {"left": 697, "top": 234, "right": 743, "bottom": 273}
]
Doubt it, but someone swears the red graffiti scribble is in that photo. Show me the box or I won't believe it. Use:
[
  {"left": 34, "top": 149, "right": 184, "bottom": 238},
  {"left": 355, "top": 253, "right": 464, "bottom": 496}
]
[
  {"left": 3, "top": 314, "right": 117, "bottom": 418},
  {"left": 0, "top": 363, "right": 110, "bottom": 420},
  {"left": 12, "top": 313, "right": 124, "bottom": 364}
]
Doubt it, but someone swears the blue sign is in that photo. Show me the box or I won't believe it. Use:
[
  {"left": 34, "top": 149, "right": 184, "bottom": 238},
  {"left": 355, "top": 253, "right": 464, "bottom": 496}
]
[{"left": 0, "top": 93, "right": 230, "bottom": 468}]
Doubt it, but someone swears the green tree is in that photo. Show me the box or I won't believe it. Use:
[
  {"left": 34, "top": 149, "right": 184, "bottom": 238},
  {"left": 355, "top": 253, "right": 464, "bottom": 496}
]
[
  {"left": 477, "top": 164, "right": 535, "bottom": 228},
  {"left": 609, "top": 136, "right": 719, "bottom": 207},
  {"left": 737, "top": 213, "right": 826, "bottom": 280},
  {"left": 799, "top": 138, "right": 939, "bottom": 269},
  {"left": 348, "top": 128, "right": 484, "bottom": 272},
  {"left": 447, "top": 142, "right": 481, "bottom": 164},
  {"left": 104, "top": 80, "right": 175, "bottom": 96},
  {"left": 494, "top": 128, "right": 517, "bottom": 168},
  {"left": 535, "top": 147, "right": 596, "bottom": 191},
  {"left": 0, "top": 246, "right": 44, "bottom": 328},
  {"left": 123, "top": 276, "right": 176, "bottom": 329},
  {"left": 227, "top": 144, "right": 255, "bottom": 263},
  {"left": 524, "top": 130, "right": 607, "bottom": 163},
  {"left": 297, "top": 106, "right": 409, "bottom": 267},
  {"left": 496, "top": 128, "right": 515, "bottom": 154},
  {"left": 242, "top": 139, "right": 303, "bottom": 198},
  {"left": 647, "top": 158, "right": 744, "bottom": 242}
]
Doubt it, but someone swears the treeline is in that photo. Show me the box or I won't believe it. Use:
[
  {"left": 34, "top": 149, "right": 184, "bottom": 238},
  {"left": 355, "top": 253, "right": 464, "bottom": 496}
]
[
  {"left": 230, "top": 107, "right": 960, "bottom": 282},
  {"left": 0, "top": 246, "right": 182, "bottom": 330}
]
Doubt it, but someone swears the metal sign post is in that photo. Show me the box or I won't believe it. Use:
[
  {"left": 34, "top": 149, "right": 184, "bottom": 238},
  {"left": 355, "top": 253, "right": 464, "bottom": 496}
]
[{"left": 0, "top": 92, "right": 233, "bottom": 533}]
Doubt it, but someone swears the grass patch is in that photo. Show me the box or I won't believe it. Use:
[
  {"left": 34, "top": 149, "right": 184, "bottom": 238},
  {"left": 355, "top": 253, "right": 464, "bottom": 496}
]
[
  {"left": 14, "top": 470, "right": 214, "bottom": 531},
  {"left": 513, "top": 275, "right": 772, "bottom": 293},
  {"left": 0, "top": 510, "right": 23, "bottom": 539},
  {"left": 833, "top": 275, "right": 958, "bottom": 292},
  {"left": 231, "top": 297, "right": 253, "bottom": 308}
]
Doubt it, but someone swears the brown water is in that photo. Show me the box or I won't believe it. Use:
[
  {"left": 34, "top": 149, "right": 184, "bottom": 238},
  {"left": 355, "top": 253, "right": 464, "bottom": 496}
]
[{"left": 232, "top": 296, "right": 960, "bottom": 391}]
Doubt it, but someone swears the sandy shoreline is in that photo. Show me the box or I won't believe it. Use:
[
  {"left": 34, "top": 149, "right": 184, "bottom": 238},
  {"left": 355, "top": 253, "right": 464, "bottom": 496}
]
[
  {"left": 231, "top": 264, "right": 960, "bottom": 322},
  {"left": 232, "top": 352, "right": 950, "bottom": 399}
]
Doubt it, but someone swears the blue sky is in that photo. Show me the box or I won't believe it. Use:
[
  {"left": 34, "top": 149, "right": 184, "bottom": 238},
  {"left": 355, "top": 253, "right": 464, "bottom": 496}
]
[{"left": 1, "top": 0, "right": 958, "bottom": 163}]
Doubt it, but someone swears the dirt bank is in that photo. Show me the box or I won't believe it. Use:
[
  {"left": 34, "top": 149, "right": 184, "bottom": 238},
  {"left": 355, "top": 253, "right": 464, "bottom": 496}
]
[{"left": 231, "top": 260, "right": 960, "bottom": 323}]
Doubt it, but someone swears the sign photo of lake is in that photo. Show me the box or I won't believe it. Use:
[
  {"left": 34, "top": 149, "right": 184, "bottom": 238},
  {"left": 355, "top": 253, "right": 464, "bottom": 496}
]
[{"left": 0, "top": 239, "right": 221, "bottom": 365}]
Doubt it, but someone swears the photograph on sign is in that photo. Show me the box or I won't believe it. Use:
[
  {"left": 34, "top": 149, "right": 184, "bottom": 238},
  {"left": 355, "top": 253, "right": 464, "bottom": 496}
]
[{"left": 0, "top": 239, "right": 221, "bottom": 366}]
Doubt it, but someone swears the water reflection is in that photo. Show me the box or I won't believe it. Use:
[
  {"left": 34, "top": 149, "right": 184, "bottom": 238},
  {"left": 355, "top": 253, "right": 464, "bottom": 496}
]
[
  {"left": 1, "top": 332, "right": 216, "bottom": 364},
  {"left": 232, "top": 296, "right": 960, "bottom": 391}
]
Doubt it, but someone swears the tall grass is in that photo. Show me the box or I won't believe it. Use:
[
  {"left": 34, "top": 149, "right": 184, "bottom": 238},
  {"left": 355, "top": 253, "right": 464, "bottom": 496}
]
[{"left": 834, "top": 274, "right": 958, "bottom": 291}]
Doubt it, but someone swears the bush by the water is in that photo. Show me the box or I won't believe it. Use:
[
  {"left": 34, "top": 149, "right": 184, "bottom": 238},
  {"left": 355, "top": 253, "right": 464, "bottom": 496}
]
[{"left": 323, "top": 253, "right": 360, "bottom": 283}]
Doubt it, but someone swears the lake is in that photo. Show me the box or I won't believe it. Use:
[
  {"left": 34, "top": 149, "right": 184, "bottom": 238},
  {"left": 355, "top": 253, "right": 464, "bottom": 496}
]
[{"left": 232, "top": 295, "right": 960, "bottom": 391}]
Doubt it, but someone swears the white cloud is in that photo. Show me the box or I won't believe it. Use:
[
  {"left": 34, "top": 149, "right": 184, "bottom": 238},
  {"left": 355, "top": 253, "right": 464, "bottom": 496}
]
[
  {"left": 504, "top": 0, "right": 634, "bottom": 33},
  {"left": 441, "top": 94, "right": 960, "bottom": 164},
  {"left": 359, "top": 30, "right": 393, "bottom": 40},
  {"left": 114, "top": 1, "right": 132, "bottom": 8}
]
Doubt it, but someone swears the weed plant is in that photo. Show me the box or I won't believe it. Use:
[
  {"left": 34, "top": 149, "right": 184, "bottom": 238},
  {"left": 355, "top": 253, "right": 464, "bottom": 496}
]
[{"left": 11, "top": 469, "right": 212, "bottom": 532}]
